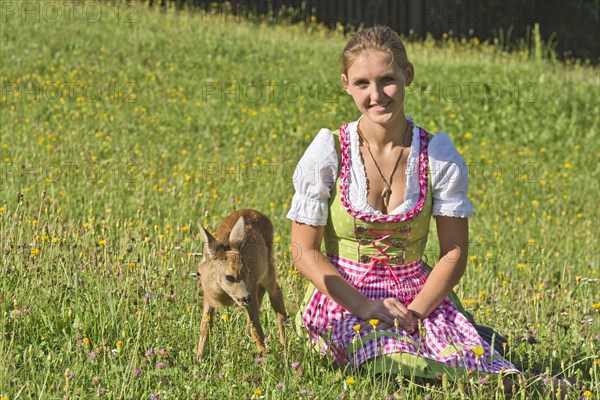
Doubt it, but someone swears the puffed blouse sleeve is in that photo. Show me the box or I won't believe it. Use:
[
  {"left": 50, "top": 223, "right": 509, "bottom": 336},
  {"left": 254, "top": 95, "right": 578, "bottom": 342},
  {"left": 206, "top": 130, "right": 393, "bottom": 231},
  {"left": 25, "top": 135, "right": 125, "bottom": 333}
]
[
  {"left": 429, "top": 132, "right": 474, "bottom": 218},
  {"left": 286, "top": 129, "right": 338, "bottom": 226}
]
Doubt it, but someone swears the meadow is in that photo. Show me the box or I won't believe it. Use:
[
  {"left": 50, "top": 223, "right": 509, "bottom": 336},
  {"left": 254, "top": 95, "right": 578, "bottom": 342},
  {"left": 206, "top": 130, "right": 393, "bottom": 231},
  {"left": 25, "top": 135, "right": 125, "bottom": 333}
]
[{"left": 0, "top": 1, "right": 598, "bottom": 399}]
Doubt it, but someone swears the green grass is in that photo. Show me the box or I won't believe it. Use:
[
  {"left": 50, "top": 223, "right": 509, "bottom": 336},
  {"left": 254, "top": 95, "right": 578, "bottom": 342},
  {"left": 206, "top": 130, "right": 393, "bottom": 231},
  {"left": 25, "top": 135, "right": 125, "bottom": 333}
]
[{"left": 0, "top": 1, "right": 598, "bottom": 399}]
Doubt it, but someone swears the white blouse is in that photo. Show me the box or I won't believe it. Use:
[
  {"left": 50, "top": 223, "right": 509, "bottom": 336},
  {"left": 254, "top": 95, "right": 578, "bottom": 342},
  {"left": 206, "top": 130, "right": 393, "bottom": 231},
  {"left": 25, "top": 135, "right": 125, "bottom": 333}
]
[{"left": 287, "top": 117, "right": 474, "bottom": 226}]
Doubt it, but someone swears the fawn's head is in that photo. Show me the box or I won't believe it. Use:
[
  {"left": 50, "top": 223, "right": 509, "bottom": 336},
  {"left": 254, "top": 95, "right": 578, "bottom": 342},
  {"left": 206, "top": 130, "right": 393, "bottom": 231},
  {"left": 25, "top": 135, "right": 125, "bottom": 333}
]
[{"left": 199, "top": 217, "right": 252, "bottom": 306}]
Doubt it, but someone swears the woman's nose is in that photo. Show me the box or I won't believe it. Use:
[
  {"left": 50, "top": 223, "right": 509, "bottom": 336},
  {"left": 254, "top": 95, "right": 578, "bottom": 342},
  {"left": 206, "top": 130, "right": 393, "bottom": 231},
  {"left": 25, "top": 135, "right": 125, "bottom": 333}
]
[{"left": 370, "top": 83, "right": 385, "bottom": 102}]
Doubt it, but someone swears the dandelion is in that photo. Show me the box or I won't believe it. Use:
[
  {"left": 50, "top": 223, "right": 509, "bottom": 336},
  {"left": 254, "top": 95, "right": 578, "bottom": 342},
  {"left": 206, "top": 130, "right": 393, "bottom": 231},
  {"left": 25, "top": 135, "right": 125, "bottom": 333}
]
[
  {"left": 369, "top": 319, "right": 379, "bottom": 329},
  {"left": 116, "top": 340, "right": 123, "bottom": 351},
  {"left": 473, "top": 347, "right": 484, "bottom": 356},
  {"left": 352, "top": 324, "right": 360, "bottom": 333},
  {"left": 31, "top": 248, "right": 40, "bottom": 256},
  {"left": 582, "top": 390, "right": 592, "bottom": 399},
  {"left": 450, "top": 113, "right": 457, "bottom": 119},
  {"left": 253, "top": 388, "right": 261, "bottom": 396},
  {"left": 98, "top": 239, "right": 106, "bottom": 246},
  {"left": 463, "top": 132, "right": 473, "bottom": 140},
  {"left": 592, "top": 303, "right": 600, "bottom": 311},
  {"left": 221, "top": 313, "right": 229, "bottom": 321},
  {"left": 345, "top": 376, "right": 355, "bottom": 385},
  {"left": 517, "top": 263, "right": 525, "bottom": 269},
  {"left": 83, "top": 337, "right": 90, "bottom": 346},
  {"left": 51, "top": 237, "right": 59, "bottom": 244}
]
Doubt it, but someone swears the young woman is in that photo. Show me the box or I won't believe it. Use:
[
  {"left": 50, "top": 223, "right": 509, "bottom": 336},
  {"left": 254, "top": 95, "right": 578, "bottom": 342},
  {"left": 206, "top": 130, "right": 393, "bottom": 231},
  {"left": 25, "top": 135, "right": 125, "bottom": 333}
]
[{"left": 287, "top": 26, "right": 519, "bottom": 380}]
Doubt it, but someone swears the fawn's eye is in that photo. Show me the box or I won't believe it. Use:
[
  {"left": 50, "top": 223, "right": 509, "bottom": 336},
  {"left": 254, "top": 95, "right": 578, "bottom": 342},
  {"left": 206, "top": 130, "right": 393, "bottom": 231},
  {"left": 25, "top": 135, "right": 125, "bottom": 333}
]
[{"left": 225, "top": 275, "right": 236, "bottom": 282}]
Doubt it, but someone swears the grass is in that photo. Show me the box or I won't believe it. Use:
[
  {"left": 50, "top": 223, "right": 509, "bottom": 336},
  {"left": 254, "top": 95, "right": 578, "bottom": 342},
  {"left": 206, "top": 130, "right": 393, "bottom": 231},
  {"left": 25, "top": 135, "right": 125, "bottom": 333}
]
[{"left": 0, "top": 1, "right": 598, "bottom": 399}]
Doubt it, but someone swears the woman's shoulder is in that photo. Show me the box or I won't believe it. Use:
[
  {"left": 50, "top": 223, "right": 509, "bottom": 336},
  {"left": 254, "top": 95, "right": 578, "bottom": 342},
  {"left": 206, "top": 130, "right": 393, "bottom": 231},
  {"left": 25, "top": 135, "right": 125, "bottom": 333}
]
[{"left": 427, "top": 131, "right": 463, "bottom": 161}]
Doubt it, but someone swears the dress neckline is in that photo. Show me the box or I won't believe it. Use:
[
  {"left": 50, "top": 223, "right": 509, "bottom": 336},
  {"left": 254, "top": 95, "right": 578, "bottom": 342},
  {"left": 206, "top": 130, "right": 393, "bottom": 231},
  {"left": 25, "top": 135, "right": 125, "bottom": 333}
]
[
  {"left": 351, "top": 116, "right": 420, "bottom": 215},
  {"left": 338, "top": 118, "right": 431, "bottom": 224}
]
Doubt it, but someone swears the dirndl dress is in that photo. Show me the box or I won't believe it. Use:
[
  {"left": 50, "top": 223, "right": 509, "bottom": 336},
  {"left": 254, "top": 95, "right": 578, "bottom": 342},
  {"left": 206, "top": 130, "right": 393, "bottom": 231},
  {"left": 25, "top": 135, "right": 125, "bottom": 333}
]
[{"left": 288, "top": 121, "right": 519, "bottom": 379}]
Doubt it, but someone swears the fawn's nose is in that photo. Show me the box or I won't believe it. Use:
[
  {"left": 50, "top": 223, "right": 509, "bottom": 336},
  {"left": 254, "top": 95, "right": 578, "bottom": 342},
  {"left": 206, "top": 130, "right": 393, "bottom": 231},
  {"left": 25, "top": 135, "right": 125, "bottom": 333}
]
[{"left": 240, "top": 295, "right": 252, "bottom": 305}]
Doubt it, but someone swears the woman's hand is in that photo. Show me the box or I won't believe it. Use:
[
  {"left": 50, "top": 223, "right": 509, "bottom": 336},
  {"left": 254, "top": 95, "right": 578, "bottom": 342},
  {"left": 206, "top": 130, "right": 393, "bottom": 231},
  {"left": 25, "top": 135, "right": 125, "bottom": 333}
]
[{"left": 356, "top": 298, "right": 417, "bottom": 333}]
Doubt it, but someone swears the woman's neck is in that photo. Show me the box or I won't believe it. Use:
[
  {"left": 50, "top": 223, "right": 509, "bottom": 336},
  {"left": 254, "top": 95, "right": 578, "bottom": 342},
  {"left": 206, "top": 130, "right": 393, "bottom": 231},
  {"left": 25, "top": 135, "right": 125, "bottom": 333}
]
[{"left": 358, "top": 114, "right": 410, "bottom": 150}]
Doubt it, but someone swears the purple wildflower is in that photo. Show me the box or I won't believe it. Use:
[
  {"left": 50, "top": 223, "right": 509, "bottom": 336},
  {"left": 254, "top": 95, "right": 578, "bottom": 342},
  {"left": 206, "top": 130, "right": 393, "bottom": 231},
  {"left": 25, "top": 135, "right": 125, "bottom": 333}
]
[
  {"left": 89, "top": 351, "right": 97, "bottom": 361},
  {"left": 157, "top": 348, "right": 168, "bottom": 358},
  {"left": 291, "top": 361, "right": 300, "bottom": 369},
  {"left": 156, "top": 361, "right": 165, "bottom": 369},
  {"left": 145, "top": 348, "right": 154, "bottom": 357},
  {"left": 254, "top": 356, "right": 263, "bottom": 364},
  {"left": 276, "top": 382, "right": 284, "bottom": 390},
  {"left": 134, "top": 367, "right": 142, "bottom": 377}
]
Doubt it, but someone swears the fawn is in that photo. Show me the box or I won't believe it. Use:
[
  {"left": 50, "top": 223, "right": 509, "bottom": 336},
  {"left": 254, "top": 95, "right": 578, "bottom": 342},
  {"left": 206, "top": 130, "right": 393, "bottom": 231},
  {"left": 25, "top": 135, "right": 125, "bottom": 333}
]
[{"left": 196, "top": 209, "right": 287, "bottom": 361}]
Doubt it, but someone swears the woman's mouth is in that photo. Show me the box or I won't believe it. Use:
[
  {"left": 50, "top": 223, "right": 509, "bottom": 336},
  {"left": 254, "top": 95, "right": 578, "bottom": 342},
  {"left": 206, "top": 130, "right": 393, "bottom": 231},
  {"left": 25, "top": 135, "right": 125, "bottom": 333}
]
[{"left": 369, "top": 101, "right": 391, "bottom": 112}]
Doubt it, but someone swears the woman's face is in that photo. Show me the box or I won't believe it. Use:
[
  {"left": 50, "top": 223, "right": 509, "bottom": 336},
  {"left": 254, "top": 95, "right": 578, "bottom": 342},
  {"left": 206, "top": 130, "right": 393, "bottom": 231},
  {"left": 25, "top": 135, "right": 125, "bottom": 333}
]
[{"left": 341, "top": 49, "right": 413, "bottom": 128}]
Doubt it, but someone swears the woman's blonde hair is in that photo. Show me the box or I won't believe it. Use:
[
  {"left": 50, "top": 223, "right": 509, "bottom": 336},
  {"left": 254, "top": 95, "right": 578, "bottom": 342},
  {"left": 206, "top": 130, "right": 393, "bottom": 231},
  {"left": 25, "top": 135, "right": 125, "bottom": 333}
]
[{"left": 341, "top": 26, "right": 410, "bottom": 74}]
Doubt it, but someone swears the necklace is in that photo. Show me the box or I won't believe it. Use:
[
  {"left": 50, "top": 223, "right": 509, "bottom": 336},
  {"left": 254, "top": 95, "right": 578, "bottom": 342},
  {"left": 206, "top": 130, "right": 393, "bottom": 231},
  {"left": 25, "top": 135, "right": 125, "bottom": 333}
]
[{"left": 357, "top": 121, "right": 411, "bottom": 208}]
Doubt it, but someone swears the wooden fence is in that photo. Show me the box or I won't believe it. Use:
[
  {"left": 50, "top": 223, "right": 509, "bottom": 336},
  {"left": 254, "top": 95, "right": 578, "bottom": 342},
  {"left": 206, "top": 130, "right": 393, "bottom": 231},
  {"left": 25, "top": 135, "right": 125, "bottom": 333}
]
[{"left": 151, "top": 0, "right": 599, "bottom": 61}]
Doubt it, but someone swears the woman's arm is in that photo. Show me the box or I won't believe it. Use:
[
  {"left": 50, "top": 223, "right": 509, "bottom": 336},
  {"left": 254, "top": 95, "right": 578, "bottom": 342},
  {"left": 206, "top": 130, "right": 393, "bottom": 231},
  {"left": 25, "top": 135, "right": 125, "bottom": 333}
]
[
  {"left": 291, "top": 221, "right": 417, "bottom": 332},
  {"left": 407, "top": 216, "right": 469, "bottom": 318}
]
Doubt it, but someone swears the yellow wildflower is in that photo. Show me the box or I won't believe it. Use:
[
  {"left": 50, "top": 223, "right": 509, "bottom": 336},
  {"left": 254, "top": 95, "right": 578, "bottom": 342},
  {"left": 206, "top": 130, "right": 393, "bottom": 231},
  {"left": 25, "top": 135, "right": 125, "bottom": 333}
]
[
  {"left": 345, "top": 376, "right": 355, "bottom": 385},
  {"left": 369, "top": 319, "right": 379, "bottom": 328},
  {"left": 352, "top": 324, "right": 360, "bottom": 332},
  {"left": 473, "top": 347, "right": 484, "bottom": 356}
]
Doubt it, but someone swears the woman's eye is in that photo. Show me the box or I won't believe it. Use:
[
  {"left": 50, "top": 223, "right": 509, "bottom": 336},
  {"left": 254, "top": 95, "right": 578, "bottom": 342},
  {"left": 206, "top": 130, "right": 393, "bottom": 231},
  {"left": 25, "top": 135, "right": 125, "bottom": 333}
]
[{"left": 225, "top": 275, "right": 236, "bottom": 282}]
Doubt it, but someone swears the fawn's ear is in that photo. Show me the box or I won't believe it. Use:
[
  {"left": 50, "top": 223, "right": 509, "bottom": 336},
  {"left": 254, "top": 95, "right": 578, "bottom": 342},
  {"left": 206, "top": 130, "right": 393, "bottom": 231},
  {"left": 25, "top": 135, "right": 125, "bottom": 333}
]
[
  {"left": 198, "top": 223, "right": 218, "bottom": 258},
  {"left": 228, "top": 216, "right": 246, "bottom": 247}
]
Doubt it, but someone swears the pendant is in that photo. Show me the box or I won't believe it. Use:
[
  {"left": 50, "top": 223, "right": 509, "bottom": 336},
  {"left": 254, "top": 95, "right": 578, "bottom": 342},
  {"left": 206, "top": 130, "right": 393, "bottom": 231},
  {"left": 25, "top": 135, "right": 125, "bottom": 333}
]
[{"left": 381, "top": 185, "right": 392, "bottom": 207}]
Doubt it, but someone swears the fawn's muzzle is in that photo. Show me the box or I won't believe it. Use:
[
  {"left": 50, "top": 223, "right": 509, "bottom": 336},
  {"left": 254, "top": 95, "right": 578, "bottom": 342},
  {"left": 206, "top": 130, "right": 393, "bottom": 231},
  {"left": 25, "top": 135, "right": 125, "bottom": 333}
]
[{"left": 240, "top": 295, "right": 252, "bottom": 305}]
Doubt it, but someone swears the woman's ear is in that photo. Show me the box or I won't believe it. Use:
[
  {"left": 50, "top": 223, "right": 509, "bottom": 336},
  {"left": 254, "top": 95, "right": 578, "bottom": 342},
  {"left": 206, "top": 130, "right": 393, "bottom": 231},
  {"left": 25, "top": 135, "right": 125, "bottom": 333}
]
[
  {"left": 341, "top": 73, "right": 351, "bottom": 95},
  {"left": 404, "top": 64, "right": 414, "bottom": 86}
]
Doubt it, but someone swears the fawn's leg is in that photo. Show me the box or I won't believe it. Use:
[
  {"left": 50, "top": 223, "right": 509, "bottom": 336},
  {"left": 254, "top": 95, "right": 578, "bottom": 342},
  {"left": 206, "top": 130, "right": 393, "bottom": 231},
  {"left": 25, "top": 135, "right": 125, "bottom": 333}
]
[
  {"left": 245, "top": 296, "right": 266, "bottom": 354},
  {"left": 267, "top": 281, "right": 287, "bottom": 346},
  {"left": 196, "top": 304, "right": 214, "bottom": 362}
]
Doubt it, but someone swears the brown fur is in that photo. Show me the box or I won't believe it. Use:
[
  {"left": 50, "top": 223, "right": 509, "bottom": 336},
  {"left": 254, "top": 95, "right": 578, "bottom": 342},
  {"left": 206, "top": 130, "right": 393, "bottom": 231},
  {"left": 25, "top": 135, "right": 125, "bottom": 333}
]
[{"left": 196, "top": 209, "right": 287, "bottom": 361}]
